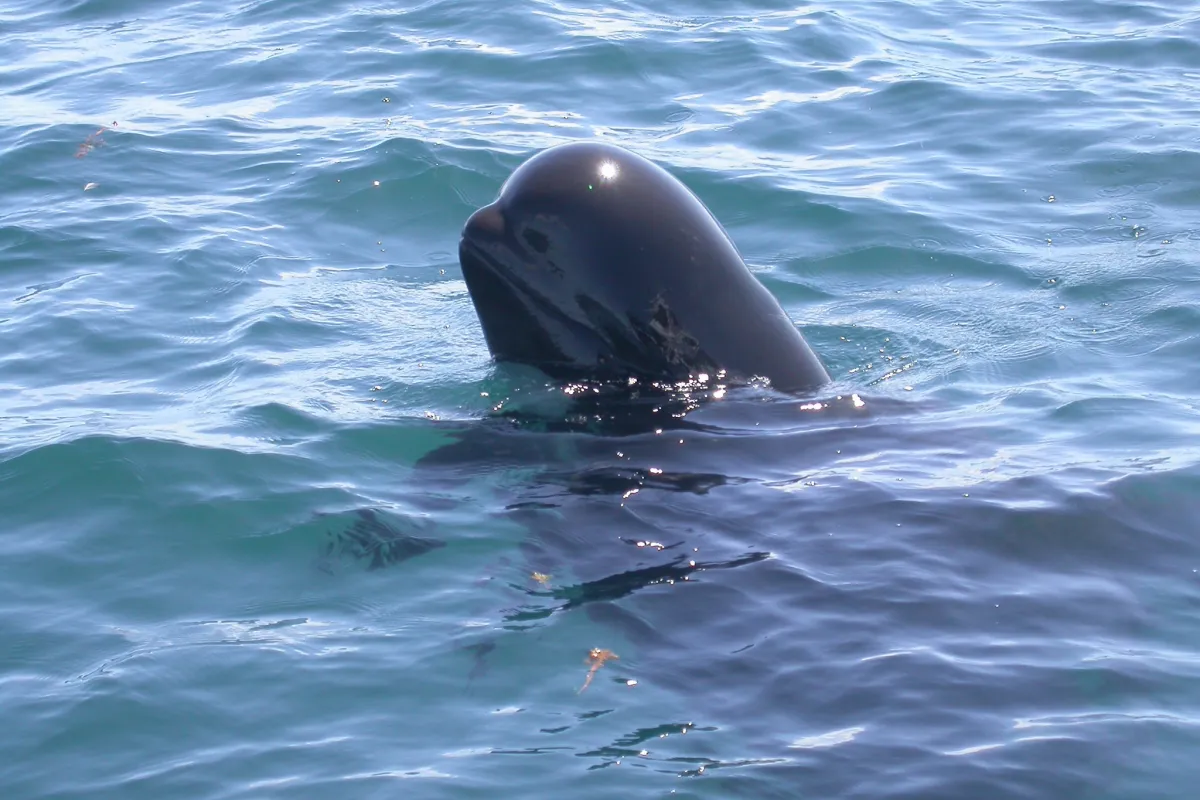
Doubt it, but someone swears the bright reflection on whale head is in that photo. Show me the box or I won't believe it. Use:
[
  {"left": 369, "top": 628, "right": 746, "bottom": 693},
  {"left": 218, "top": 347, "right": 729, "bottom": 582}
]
[{"left": 597, "top": 160, "right": 619, "bottom": 181}]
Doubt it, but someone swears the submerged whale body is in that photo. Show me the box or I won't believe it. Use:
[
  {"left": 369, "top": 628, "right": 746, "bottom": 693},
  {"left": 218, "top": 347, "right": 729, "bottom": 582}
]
[
  {"left": 458, "top": 142, "right": 830, "bottom": 393},
  {"left": 327, "top": 145, "right": 843, "bottom": 573}
]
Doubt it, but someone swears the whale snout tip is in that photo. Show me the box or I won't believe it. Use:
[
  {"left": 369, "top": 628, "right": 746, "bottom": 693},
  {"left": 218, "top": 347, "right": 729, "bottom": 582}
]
[{"left": 463, "top": 203, "right": 505, "bottom": 240}]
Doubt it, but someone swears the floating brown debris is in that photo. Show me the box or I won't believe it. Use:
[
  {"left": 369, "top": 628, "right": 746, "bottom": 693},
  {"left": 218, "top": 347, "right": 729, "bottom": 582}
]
[
  {"left": 578, "top": 648, "right": 619, "bottom": 694},
  {"left": 75, "top": 123, "right": 116, "bottom": 158}
]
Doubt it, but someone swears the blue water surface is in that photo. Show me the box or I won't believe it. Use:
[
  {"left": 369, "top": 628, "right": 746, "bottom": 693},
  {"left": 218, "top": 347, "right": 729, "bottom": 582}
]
[{"left": 3, "top": 1, "right": 1200, "bottom": 797}]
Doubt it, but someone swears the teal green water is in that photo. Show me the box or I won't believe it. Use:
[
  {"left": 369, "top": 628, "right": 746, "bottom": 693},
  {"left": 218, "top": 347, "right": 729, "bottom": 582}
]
[{"left": 3, "top": 1, "right": 1200, "bottom": 797}]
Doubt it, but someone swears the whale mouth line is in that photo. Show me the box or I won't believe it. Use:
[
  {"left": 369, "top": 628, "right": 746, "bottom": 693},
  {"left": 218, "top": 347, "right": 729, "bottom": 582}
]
[
  {"left": 459, "top": 236, "right": 562, "bottom": 324},
  {"left": 460, "top": 236, "right": 623, "bottom": 378},
  {"left": 460, "top": 238, "right": 720, "bottom": 385}
]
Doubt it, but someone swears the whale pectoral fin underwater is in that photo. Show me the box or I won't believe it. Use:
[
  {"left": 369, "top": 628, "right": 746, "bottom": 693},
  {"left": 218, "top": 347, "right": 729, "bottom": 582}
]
[
  {"left": 458, "top": 141, "right": 831, "bottom": 394},
  {"left": 318, "top": 508, "right": 445, "bottom": 572},
  {"left": 503, "top": 550, "right": 771, "bottom": 624}
]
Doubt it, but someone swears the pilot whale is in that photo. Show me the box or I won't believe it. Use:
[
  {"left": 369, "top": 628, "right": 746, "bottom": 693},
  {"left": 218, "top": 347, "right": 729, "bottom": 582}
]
[{"left": 458, "top": 142, "right": 830, "bottom": 393}]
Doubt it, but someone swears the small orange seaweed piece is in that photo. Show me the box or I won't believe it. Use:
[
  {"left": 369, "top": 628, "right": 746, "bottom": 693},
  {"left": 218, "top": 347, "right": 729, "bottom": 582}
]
[
  {"left": 75, "top": 126, "right": 109, "bottom": 158},
  {"left": 578, "top": 648, "right": 619, "bottom": 694}
]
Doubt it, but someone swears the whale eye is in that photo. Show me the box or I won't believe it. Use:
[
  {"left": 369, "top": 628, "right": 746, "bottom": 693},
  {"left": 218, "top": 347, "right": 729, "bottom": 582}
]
[{"left": 523, "top": 228, "right": 550, "bottom": 254}]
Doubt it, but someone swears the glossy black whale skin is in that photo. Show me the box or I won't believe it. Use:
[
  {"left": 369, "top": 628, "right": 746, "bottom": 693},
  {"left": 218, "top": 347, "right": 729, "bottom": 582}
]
[{"left": 458, "top": 142, "right": 830, "bottom": 393}]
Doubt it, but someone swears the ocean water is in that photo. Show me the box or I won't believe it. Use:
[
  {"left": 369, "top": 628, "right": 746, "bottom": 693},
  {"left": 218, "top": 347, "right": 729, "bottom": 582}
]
[{"left": 3, "top": 0, "right": 1200, "bottom": 797}]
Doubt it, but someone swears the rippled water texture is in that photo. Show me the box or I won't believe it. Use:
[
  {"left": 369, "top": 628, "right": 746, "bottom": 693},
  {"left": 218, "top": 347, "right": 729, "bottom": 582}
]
[{"left": 3, "top": 1, "right": 1200, "bottom": 797}]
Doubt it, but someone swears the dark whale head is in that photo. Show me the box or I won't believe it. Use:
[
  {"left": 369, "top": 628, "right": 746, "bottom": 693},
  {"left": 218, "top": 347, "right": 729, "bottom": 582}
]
[{"left": 459, "top": 142, "right": 830, "bottom": 393}]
